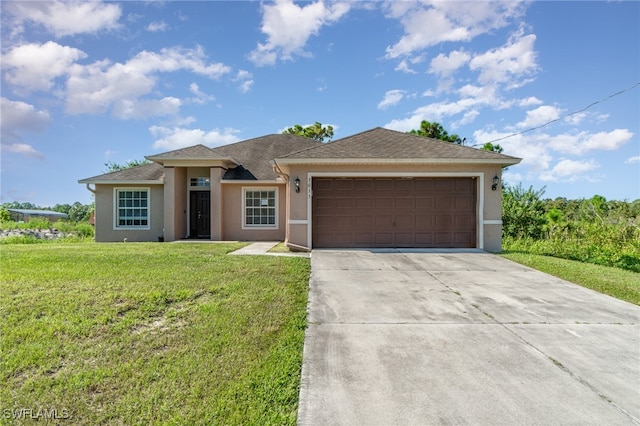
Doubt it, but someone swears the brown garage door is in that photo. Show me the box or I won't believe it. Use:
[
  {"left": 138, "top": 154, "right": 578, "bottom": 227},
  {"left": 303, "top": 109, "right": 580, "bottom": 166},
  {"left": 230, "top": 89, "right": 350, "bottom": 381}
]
[{"left": 313, "top": 177, "right": 477, "bottom": 248}]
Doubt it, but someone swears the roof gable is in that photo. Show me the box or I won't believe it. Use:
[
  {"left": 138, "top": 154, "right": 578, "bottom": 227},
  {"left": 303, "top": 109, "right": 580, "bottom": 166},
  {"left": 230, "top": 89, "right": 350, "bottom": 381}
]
[
  {"left": 212, "top": 134, "right": 322, "bottom": 180},
  {"left": 278, "top": 127, "right": 521, "bottom": 164},
  {"left": 145, "top": 144, "right": 230, "bottom": 161}
]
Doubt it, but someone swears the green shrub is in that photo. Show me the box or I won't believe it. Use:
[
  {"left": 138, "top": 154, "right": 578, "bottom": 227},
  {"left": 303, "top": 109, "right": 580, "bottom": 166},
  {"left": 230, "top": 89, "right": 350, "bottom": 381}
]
[{"left": 504, "top": 220, "right": 640, "bottom": 272}]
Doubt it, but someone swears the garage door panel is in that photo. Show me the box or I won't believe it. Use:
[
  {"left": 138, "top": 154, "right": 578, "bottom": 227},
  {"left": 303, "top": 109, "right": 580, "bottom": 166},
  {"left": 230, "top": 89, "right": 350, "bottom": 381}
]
[
  {"left": 355, "top": 179, "right": 375, "bottom": 190},
  {"left": 375, "top": 215, "right": 393, "bottom": 228},
  {"left": 375, "top": 180, "right": 395, "bottom": 190},
  {"left": 335, "top": 198, "right": 354, "bottom": 209},
  {"left": 313, "top": 177, "right": 476, "bottom": 248},
  {"left": 354, "top": 233, "right": 373, "bottom": 245},
  {"left": 415, "top": 233, "right": 435, "bottom": 245},
  {"left": 415, "top": 197, "right": 434, "bottom": 209},
  {"left": 375, "top": 198, "right": 394, "bottom": 209},
  {"left": 375, "top": 233, "right": 393, "bottom": 246},
  {"left": 356, "top": 198, "right": 374, "bottom": 209},
  {"left": 395, "top": 197, "right": 413, "bottom": 209},
  {"left": 334, "top": 216, "right": 353, "bottom": 227},
  {"left": 395, "top": 215, "right": 413, "bottom": 229},
  {"left": 395, "top": 233, "right": 414, "bottom": 246},
  {"left": 415, "top": 215, "right": 435, "bottom": 230}
]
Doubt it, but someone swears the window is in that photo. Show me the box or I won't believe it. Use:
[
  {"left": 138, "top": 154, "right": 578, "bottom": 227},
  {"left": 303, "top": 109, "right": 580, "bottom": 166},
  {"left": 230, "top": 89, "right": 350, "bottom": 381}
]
[
  {"left": 190, "top": 177, "right": 210, "bottom": 187},
  {"left": 244, "top": 188, "right": 277, "bottom": 228},
  {"left": 115, "top": 189, "right": 149, "bottom": 229}
]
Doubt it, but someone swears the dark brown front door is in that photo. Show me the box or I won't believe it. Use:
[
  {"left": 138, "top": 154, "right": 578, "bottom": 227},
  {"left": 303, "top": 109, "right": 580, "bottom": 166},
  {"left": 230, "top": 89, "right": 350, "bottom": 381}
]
[
  {"left": 312, "top": 177, "right": 476, "bottom": 248},
  {"left": 190, "top": 191, "right": 210, "bottom": 238}
]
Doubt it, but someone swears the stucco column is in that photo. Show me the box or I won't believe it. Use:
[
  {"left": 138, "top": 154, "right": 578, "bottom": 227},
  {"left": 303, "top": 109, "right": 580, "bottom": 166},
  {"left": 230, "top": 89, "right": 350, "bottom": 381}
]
[
  {"left": 163, "top": 167, "right": 176, "bottom": 241},
  {"left": 210, "top": 166, "right": 226, "bottom": 240}
]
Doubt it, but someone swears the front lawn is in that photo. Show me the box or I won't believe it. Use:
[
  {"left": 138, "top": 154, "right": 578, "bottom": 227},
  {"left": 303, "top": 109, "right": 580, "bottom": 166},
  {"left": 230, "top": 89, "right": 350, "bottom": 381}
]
[
  {"left": 501, "top": 252, "right": 640, "bottom": 306},
  {"left": 0, "top": 243, "right": 310, "bottom": 425}
]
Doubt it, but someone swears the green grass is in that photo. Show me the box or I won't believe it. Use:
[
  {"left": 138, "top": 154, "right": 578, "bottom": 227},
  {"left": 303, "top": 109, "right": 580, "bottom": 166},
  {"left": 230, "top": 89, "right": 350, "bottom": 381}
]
[
  {"left": 0, "top": 242, "right": 310, "bottom": 425},
  {"left": 501, "top": 252, "right": 640, "bottom": 306}
]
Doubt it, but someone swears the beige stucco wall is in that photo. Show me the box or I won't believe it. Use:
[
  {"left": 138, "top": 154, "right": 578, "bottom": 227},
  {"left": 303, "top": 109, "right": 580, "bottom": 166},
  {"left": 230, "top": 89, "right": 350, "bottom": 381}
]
[
  {"left": 163, "top": 167, "right": 187, "bottom": 241},
  {"left": 280, "top": 163, "right": 505, "bottom": 251},
  {"left": 93, "top": 184, "right": 164, "bottom": 242},
  {"left": 221, "top": 183, "right": 286, "bottom": 241}
]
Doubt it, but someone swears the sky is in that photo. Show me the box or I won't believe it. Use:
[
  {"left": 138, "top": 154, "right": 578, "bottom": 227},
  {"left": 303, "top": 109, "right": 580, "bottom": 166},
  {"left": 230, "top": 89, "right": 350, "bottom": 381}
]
[{"left": 1, "top": 0, "right": 639, "bottom": 207}]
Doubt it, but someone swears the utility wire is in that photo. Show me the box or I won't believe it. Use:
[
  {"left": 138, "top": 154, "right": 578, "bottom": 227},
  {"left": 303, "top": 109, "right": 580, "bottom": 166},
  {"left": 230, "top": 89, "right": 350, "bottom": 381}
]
[{"left": 477, "top": 81, "right": 640, "bottom": 146}]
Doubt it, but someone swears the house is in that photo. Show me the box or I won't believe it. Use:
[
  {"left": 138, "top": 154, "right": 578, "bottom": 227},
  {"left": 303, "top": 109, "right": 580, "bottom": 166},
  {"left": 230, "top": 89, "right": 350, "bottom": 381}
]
[
  {"left": 7, "top": 209, "right": 69, "bottom": 223},
  {"left": 78, "top": 127, "right": 521, "bottom": 251}
]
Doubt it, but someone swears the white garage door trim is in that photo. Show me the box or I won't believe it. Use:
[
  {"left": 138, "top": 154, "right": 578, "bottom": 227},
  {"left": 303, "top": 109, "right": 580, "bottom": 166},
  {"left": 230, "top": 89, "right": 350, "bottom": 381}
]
[{"left": 306, "top": 172, "right": 485, "bottom": 249}]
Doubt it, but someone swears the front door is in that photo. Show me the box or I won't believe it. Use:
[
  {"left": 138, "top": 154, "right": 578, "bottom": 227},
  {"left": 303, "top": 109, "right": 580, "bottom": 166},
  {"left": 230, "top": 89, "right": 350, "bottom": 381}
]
[{"left": 190, "top": 191, "right": 211, "bottom": 238}]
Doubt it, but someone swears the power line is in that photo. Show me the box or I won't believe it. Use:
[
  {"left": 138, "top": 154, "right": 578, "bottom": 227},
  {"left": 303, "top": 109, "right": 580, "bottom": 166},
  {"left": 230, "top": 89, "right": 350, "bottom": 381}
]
[{"left": 477, "top": 81, "right": 640, "bottom": 146}]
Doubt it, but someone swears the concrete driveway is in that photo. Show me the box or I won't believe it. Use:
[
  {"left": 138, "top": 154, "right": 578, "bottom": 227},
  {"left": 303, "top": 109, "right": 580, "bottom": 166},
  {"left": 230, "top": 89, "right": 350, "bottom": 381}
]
[{"left": 297, "top": 250, "right": 640, "bottom": 425}]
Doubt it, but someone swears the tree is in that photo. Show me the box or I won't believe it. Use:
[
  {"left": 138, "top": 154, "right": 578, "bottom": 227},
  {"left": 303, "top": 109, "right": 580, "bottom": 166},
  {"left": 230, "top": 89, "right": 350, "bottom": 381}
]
[
  {"left": 408, "top": 120, "right": 463, "bottom": 144},
  {"left": 283, "top": 122, "right": 334, "bottom": 142},
  {"left": 0, "top": 208, "right": 11, "bottom": 222},
  {"left": 502, "top": 184, "right": 547, "bottom": 239},
  {"left": 104, "top": 159, "right": 150, "bottom": 173},
  {"left": 480, "top": 142, "right": 504, "bottom": 153},
  {"left": 68, "top": 202, "right": 91, "bottom": 222}
]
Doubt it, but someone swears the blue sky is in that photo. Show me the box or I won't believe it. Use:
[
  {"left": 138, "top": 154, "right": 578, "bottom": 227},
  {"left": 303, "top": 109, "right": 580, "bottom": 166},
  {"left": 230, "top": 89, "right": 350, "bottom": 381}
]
[{"left": 1, "top": 0, "right": 638, "bottom": 207}]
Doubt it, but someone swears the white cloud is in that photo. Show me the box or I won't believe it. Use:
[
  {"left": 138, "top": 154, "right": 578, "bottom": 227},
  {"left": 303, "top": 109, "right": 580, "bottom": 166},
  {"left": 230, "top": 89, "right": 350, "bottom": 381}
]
[
  {"left": 395, "top": 60, "right": 417, "bottom": 74},
  {"left": 429, "top": 50, "right": 470, "bottom": 78},
  {"left": 147, "top": 21, "right": 168, "bottom": 32},
  {"left": 0, "top": 98, "right": 49, "bottom": 159},
  {"left": 248, "top": 0, "right": 350, "bottom": 66},
  {"left": 150, "top": 126, "right": 242, "bottom": 150},
  {"left": 517, "top": 105, "right": 562, "bottom": 129},
  {"left": 112, "top": 97, "right": 182, "bottom": 120},
  {"left": 1, "top": 98, "right": 50, "bottom": 159},
  {"left": 469, "top": 31, "right": 538, "bottom": 86},
  {"left": 5, "top": 1, "right": 121, "bottom": 37},
  {"left": 546, "top": 129, "right": 633, "bottom": 156},
  {"left": 234, "top": 70, "right": 254, "bottom": 93},
  {"left": 385, "top": 1, "right": 527, "bottom": 58},
  {"left": 579, "top": 129, "right": 633, "bottom": 152},
  {"left": 65, "top": 46, "right": 231, "bottom": 117},
  {"left": 540, "top": 159, "right": 600, "bottom": 182},
  {"left": 519, "top": 96, "right": 543, "bottom": 107},
  {"left": 564, "top": 111, "right": 587, "bottom": 125},
  {"left": 2, "top": 41, "right": 87, "bottom": 92},
  {"left": 378, "top": 90, "right": 406, "bottom": 110},
  {"left": 1, "top": 98, "right": 51, "bottom": 135},
  {"left": 626, "top": 156, "right": 640, "bottom": 164},
  {"left": 189, "top": 83, "right": 215, "bottom": 104},
  {"left": 2, "top": 143, "right": 45, "bottom": 160}
]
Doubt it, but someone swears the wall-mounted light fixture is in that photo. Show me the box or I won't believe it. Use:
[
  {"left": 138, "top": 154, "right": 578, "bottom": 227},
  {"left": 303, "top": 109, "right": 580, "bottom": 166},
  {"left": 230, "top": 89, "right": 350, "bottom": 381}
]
[
  {"left": 294, "top": 177, "right": 301, "bottom": 193},
  {"left": 491, "top": 175, "right": 500, "bottom": 191}
]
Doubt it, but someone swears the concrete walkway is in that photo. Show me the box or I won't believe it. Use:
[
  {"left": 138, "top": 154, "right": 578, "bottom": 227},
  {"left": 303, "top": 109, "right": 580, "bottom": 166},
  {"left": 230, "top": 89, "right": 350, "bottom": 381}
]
[
  {"left": 297, "top": 249, "right": 640, "bottom": 425},
  {"left": 228, "top": 241, "right": 310, "bottom": 257}
]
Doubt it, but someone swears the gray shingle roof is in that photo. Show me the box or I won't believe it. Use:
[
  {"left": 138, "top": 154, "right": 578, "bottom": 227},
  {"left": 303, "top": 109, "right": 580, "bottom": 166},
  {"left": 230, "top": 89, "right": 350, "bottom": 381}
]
[
  {"left": 145, "top": 144, "right": 228, "bottom": 161},
  {"left": 78, "top": 162, "right": 165, "bottom": 183},
  {"left": 79, "top": 128, "right": 520, "bottom": 184},
  {"left": 212, "top": 134, "right": 322, "bottom": 180},
  {"left": 278, "top": 127, "right": 521, "bottom": 163}
]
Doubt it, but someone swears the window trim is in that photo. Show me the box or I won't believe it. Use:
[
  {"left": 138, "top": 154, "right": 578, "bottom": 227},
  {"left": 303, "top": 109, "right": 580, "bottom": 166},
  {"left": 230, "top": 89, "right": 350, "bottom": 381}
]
[
  {"left": 113, "top": 187, "right": 151, "bottom": 230},
  {"left": 242, "top": 187, "right": 278, "bottom": 230}
]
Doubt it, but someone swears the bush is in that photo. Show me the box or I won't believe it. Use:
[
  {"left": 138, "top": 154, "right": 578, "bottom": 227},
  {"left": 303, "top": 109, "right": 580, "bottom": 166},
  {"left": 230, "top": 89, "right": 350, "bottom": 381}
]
[{"left": 503, "top": 221, "right": 640, "bottom": 273}]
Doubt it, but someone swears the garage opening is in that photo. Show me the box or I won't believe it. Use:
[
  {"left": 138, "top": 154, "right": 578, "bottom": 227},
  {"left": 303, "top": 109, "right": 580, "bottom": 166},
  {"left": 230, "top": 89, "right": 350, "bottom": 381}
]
[{"left": 312, "top": 177, "right": 477, "bottom": 248}]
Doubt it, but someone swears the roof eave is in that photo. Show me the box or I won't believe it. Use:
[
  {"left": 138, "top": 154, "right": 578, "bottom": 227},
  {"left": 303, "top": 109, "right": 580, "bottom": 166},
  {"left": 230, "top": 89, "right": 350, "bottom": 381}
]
[
  {"left": 77, "top": 179, "right": 164, "bottom": 185},
  {"left": 273, "top": 158, "right": 522, "bottom": 166},
  {"left": 145, "top": 156, "right": 238, "bottom": 166}
]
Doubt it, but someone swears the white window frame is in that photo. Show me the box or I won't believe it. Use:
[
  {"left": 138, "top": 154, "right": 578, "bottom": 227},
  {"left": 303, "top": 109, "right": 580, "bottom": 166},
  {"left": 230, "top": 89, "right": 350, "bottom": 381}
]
[
  {"left": 242, "top": 187, "right": 278, "bottom": 230},
  {"left": 113, "top": 187, "right": 151, "bottom": 230}
]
